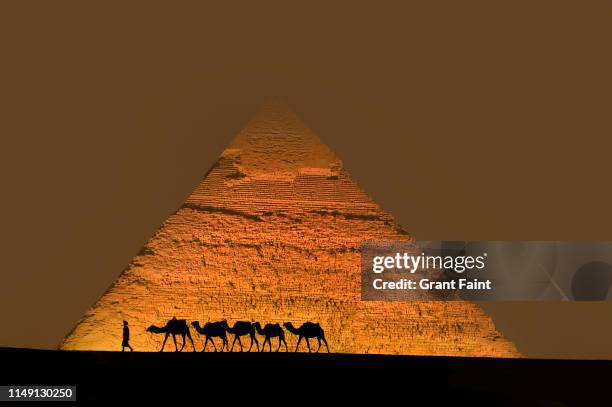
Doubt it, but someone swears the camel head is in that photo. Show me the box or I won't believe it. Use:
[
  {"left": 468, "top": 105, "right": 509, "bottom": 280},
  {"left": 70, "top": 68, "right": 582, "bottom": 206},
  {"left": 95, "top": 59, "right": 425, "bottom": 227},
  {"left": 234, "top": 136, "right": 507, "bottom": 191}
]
[
  {"left": 283, "top": 322, "right": 293, "bottom": 329},
  {"left": 145, "top": 325, "right": 157, "bottom": 333},
  {"left": 252, "top": 322, "right": 261, "bottom": 329},
  {"left": 190, "top": 321, "right": 200, "bottom": 328}
]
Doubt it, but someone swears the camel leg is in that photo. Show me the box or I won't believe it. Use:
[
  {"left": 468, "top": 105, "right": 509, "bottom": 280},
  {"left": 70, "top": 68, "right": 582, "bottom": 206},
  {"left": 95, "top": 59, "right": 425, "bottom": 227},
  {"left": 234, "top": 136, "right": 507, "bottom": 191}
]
[
  {"left": 160, "top": 332, "right": 169, "bottom": 352},
  {"left": 186, "top": 331, "right": 196, "bottom": 352},
  {"left": 282, "top": 336, "right": 288, "bottom": 352},
  {"left": 322, "top": 336, "right": 330, "bottom": 353},
  {"left": 295, "top": 336, "right": 302, "bottom": 352},
  {"left": 210, "top": 337, "right": 218, "bottom": 352},
  {"left": 230, "top": 336, "right": 238, "bottom": 352},
  {"left": 179, "top": 334, "right": 186, "bottom": 352},
  {"left": 206, "top": 336, "right": 216, "bottom": 352},
  {"left": 305, "top": 338, "right": 311, "bottom": 353},
  {"left": 237, "top": 336, "right": 244, "bottom": 352},
  {"left": 202, "top": 336, "right": 210, "bottom": 352},
  {"left": 316, "top": 337, "right": 321, "bottom": 353},
  {"left": 221, "top": 334, "right": 228, "bottom": 352},
  {"left": 261, "top": 337, "right": 269, "bottom": 352},
  {"left": 276, "top": 337, "right": 281, "bottom": 352},
  {"left": 249, "top": 333, "right": 259, "bottom": 352},
  {"left": 172, "top": 334, "right": 179, "bottom": 352}
]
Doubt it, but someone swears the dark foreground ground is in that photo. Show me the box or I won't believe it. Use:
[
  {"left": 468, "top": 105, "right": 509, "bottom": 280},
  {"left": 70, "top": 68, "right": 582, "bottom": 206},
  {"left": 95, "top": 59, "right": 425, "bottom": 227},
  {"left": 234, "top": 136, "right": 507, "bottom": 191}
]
[{"left": 1, "top": 348, "right": 610, "bottom": 406}]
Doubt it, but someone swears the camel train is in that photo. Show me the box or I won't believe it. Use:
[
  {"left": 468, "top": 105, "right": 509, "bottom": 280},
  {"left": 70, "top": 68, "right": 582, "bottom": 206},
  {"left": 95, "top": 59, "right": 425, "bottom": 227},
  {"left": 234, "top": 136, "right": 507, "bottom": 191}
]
[{"left": 145, "top": 317, "right": 329, "bottom": 353}]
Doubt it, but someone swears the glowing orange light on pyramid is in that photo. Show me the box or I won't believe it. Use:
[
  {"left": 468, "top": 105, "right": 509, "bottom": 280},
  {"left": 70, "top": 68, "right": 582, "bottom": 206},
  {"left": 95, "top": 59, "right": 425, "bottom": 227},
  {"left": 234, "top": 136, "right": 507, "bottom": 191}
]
[{"left": 61, "top": 104, "right": 519, "bottom": 357}]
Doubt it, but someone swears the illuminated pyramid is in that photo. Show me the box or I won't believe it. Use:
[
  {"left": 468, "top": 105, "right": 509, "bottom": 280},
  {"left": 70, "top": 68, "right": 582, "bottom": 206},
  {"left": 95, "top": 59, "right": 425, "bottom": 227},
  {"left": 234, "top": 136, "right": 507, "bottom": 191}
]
[{"left": 61, "top": 104, "right": 519, "bottom": 357}]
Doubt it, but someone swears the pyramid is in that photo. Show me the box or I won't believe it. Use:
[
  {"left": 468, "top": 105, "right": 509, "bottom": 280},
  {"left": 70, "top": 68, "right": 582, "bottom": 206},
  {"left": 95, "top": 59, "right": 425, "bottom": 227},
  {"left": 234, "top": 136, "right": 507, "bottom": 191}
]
[{"left": 61, "top": 104, "right": 520, "bottom": 357}]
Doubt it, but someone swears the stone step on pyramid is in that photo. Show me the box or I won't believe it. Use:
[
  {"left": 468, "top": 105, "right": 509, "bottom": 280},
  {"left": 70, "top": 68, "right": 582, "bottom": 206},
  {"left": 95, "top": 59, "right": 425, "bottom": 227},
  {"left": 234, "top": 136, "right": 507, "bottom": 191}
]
[{"left": 61, "top": 103, "right": 520, "bottom": 357}]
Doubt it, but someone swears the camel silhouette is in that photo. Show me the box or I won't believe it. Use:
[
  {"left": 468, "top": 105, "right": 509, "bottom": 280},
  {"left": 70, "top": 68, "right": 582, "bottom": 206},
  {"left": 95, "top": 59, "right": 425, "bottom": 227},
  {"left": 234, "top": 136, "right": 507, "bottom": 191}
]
[
  {"left": 191, "top": 321, "right": 229, "bottom": 352},
  {"left": 146, "top": 317, "right": 196, "bottom": 352},
  {"left": 252, "top": 322, "right": 288, "bottom": 352},
  {"left": 220, "top": 320, "right": 259, "bottom": 352},
  {"left": 283, "top": 322, "right": 330, "bottom": 353}
]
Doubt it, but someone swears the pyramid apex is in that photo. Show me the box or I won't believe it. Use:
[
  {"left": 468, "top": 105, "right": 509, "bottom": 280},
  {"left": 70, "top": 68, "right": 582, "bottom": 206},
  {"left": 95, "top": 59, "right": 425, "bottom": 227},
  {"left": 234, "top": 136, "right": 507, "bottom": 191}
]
[{"left": 225, "top": 102, "right": 342, "bottom": 176}]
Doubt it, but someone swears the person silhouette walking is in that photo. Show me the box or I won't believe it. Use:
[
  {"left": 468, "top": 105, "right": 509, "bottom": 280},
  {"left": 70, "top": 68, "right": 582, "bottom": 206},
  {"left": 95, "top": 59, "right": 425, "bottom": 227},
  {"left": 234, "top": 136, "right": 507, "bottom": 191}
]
[{"left": 122, "top": 320, "right": 133, "bottom": 352}]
